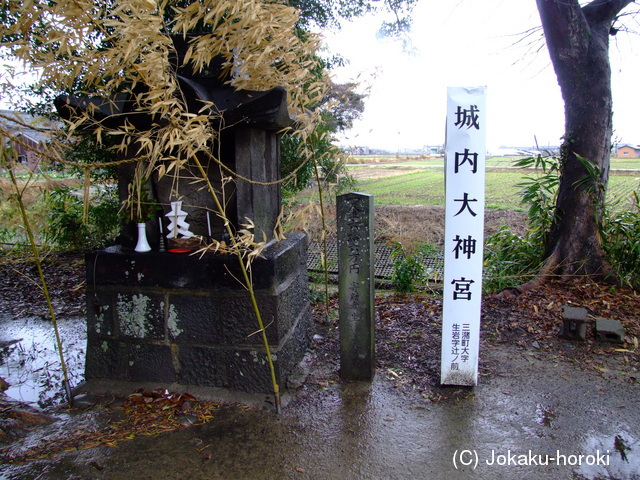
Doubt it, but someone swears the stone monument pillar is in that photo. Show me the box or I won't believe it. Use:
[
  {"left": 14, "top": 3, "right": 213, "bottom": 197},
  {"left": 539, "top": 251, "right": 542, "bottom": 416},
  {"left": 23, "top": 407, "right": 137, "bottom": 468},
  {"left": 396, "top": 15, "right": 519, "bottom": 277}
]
[{"left": 337, "top": 192, "right": 375, "bottom": 381}]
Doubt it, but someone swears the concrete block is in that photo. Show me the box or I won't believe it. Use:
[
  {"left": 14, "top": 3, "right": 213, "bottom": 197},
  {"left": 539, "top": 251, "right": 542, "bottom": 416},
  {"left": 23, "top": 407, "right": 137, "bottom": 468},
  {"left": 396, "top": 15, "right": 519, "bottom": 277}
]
[
  {"left": 559, "top": 318, "right": 587, "bottom": 341},
  {"left": 168, "top": 295, "right": 222, "bottom": 343},
  {"left": 559, "top": 304, "right": 588, "bottom": 341},
  {"left": 226, "top": 349, "right": 274, "bottom": 393},
  {"left": 85, "top": 340, "right": 128, "bottom": 381},
  {"left": 114, "top": 292, "right": 164, "bottom": 341},
  {"left": 86, "top": 291, "right": 115, "bottom": 339},
  {"left": 595, "top": 318, "right": 625, "bottom": 343},
  {"left": 561, "top": 304, "right": 588, "bottom": 321},
  {"left": 83, "top": 233, "right": 311, "bottom": 394},
  {"left": 178, "top": 346, "right": 227, "bottom": 387},
  {"left": 127, "top": 344, "right": 176, "bottom": 383}
]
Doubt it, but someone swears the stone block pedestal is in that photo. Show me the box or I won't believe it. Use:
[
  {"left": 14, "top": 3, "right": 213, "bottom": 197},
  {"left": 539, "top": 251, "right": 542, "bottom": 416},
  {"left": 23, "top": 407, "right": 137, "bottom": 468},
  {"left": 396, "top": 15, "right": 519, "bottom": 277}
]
[
  {"left": 595, "top": 318, "right": 625, "bottom": 343},
  {"left": 559, "top": 305, "right": 588, "bottom": 341},
  {"left": 84, "top": 234, "right": 311, "bottom": 394}
]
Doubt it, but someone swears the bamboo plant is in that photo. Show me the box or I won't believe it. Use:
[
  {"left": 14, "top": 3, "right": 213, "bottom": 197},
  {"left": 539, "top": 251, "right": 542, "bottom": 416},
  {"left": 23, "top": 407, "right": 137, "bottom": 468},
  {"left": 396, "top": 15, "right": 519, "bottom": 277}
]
[{"left": 0, "top": 0, "right": 344, "bottom": 410}]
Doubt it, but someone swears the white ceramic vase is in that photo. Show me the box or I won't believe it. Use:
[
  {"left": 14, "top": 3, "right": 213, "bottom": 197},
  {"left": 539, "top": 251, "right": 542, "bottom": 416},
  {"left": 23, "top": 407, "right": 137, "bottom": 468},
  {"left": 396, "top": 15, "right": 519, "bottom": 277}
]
[{"left": 134, "top": 222, "right": 152, "bottom": 252}]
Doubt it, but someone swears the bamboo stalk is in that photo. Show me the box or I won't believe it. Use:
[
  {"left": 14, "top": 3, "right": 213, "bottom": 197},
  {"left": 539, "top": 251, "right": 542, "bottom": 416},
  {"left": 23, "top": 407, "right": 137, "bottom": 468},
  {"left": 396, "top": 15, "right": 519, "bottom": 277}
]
[
  {"left": 4, "top": 153, "right": 73, "bottom": 406},
  {"left": 191, "top": 156, "right": 281, "bottom": 413},
  {"left": 313, "top": 156, "right": 331, "bottom": 324}
]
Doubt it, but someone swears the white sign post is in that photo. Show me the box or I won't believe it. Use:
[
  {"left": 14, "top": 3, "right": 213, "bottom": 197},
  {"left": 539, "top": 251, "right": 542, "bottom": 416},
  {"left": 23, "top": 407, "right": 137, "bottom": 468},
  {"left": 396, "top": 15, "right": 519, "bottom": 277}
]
[{"left": 441, "top": 86, "right": 487, "bottom": 386}]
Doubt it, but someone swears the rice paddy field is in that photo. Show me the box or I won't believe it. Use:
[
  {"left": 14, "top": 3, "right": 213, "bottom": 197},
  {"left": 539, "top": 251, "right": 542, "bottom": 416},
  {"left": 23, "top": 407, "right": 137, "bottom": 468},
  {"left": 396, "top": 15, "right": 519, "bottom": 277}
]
[{"left": 346, "top": 156, "right": 640, "bottom": 211}]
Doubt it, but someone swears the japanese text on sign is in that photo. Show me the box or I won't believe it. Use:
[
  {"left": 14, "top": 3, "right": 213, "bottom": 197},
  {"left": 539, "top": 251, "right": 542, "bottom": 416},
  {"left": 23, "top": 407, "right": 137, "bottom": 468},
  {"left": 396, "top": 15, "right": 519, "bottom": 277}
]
[{"left": 441, "top": 86, "right": 487, "bottom": 386}]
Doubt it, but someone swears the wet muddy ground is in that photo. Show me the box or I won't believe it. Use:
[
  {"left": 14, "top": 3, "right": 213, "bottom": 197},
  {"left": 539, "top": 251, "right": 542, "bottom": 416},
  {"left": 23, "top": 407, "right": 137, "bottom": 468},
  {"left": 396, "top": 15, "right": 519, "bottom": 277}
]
[
  {"left": 0, "top": 316, "right": 85, "bottom": 408},
  {"left": 1, "top": 335, "right": 639, "bottom": 480},
  {"left": 1, "top": 254, "right": 639, "bottom": 479}
]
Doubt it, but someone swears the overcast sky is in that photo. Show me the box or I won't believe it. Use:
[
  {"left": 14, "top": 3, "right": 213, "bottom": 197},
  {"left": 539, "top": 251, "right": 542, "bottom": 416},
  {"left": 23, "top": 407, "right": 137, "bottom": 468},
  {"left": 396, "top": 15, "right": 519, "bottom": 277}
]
[
  {"left": 2, "top": 0, "right": 638, "bottom": 154},
  {"left": 322, "top": 0, "right": 640, "bottom": 153}
]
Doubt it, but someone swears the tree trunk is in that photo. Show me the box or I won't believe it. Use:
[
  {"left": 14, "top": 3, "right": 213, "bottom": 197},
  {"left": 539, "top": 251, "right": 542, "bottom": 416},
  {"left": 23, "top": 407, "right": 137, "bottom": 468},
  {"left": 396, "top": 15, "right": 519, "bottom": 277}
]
[{"left": 532, "top": 0, "right": 633, "bottom": 284}]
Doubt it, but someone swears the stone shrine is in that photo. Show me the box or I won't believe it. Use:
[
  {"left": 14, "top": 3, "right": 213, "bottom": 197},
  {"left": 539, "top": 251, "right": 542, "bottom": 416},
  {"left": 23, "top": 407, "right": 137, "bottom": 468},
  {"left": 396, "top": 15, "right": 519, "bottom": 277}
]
[{"left": 55, "top": 38, "right": 311, "bottom": 394}]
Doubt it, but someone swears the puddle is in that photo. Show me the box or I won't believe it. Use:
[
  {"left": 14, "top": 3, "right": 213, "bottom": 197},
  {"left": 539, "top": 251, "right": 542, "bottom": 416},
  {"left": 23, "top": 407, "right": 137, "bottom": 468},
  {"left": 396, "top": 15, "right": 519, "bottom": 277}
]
[
  {"left": 577, "top": 431, "right": 640, "bottom": 480},
  {"left": 535, "top": 403, "right": 557, "bottom": 427},
  {"left": 0, "top": 316, "right": 86, "bottom": 407}
]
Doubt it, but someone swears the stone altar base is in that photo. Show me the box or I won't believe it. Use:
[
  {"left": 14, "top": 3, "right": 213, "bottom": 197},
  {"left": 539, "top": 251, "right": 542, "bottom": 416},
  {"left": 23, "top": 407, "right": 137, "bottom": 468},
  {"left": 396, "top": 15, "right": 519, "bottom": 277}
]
[{"left": 84, "top": 233, "right": 311, "bottom": 394}]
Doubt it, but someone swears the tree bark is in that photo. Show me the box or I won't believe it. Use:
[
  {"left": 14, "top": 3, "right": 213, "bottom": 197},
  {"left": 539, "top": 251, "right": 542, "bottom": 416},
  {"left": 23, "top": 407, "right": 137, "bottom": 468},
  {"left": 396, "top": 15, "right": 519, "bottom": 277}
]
[{"left": 531, "top": 0, "right": 633, "bottom": 284}]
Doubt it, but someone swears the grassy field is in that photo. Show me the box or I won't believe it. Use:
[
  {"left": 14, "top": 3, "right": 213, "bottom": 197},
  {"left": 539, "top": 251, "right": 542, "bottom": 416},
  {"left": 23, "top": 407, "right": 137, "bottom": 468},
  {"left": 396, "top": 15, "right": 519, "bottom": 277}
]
[
  {"left": 344, "top": 156, "right": 640, "bottom": 210},
  {"left": 349, "top": 154, "right": 640, "bottom": 170},
  {"left": 351, "top": 169, "right": 640, "bottom": 210}
]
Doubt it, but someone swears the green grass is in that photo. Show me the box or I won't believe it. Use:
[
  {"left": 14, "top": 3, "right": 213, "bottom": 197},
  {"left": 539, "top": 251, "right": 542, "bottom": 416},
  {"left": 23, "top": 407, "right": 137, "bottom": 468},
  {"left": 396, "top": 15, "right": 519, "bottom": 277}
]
[
  {"left": 608, "top": 175, "right": 640, "bottom": 207},
  {"left": 349, "top": 154, "right": 640, "bottom": 170},
  {"left": 349, "top": 167, "right": 639, "bottom": 210},
  {"left": 352, "top": 169, "right": 527, "bottom": 209},
  {"left": 355, "top": 170, "right": 445, "bottom": 206},
  {"left": 295, "top": 165, "right": 639, "bottom": 211}
]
